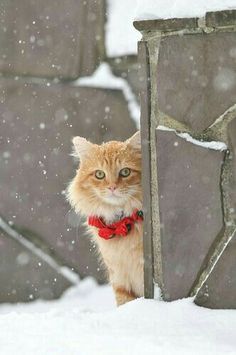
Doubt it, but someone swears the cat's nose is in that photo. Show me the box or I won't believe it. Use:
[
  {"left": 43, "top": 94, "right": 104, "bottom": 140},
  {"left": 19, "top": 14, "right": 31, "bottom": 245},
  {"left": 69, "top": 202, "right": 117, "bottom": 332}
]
[{"left": 108, "top": 185, "right": 117, "bottom": 192}]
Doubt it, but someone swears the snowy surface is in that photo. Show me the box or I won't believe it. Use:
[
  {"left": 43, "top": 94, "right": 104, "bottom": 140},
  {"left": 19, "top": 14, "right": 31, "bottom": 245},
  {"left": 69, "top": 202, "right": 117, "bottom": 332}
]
[
  {"left": 134, "top": 0, "right": 236, "bottom": 20},
  {"left": 1, "top": 277, "right": 236, "bottom": 355},
  {"left": 157, "top": 126, "right": 227, "bottom": 151},
  {"left": 75, "top": 63, "right": 140, "bottom": 128},
  {"left": 106, "top": 0, "right": 236, "bottom": 56},
  {"left": 106, "top": 0, "right": 141, "bottom": 57}
]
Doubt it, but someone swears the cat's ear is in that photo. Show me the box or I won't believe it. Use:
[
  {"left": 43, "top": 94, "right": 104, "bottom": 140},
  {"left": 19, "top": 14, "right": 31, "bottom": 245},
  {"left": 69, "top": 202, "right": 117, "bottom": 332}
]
[
  {"left": 72, "top": 136, "right": 93, "bottom": 159},
  {"left": 126, "top": 131, "right": 141, "bottom": 150}
]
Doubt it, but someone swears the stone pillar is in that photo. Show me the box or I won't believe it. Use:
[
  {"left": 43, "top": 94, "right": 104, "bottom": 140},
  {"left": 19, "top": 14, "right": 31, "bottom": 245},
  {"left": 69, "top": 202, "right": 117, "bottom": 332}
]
[{"left": 134, "top": 10, "right": 236, "bottom": 308}]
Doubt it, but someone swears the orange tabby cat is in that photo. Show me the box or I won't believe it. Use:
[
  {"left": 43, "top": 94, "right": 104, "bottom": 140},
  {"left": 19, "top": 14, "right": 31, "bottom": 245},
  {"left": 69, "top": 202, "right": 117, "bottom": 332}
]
[{"left": 67, "top": 132, "right": 144, "bottom": 305}]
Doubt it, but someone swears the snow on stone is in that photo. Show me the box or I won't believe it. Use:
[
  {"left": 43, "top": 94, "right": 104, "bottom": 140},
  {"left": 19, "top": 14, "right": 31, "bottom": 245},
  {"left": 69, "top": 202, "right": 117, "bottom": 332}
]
[
  {"left": 157, "top": 125, "right": 227, "bottom": 151},
  {"left": 106, "top": 0, "right": 236, "bottom": 57},
  {"left": 178, "top": 132, "right": 227, "bottom": 151},
  {"left": 1, "top": 278, "right": 236, "bottom": 354},
  {"left": 75, "top": 63, "right": 140, "bottom": 128},
  {"left": 134, "top": 0, "right": 236, "bottom": 20},
  {"left": 154, "top": 282, "right": 161, "bottom": 299}
]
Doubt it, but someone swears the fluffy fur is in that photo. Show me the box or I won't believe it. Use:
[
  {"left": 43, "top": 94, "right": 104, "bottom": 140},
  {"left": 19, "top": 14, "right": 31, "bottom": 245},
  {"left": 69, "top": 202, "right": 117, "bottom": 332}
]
[{"left": 67, "top": 132, "right": 144, "bottom": 305}]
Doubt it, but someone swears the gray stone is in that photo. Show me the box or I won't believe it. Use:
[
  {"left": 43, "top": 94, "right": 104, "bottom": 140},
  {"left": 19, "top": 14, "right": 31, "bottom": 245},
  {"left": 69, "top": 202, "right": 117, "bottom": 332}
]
[
  {"left": 108, "top": 56, "right": 141, "bottom": 100},
  {"left": 228, "top": 118, "right": 236, "bottom": 218},
  {"left": 0, "top": 0, "right": 105, "bottom": 79},
  {"left": 133, "top": 17, "right": 198, "bottom": 32},
  {"left": 190, "top": 118, "right": 236, "bottom": 308},
  {"left": 157, "top": 32, "right": 236, "bottom": 132},
  {"left": 0, "top": 78, "right": 137, "bottom": 285},
  {"left": 0, "top": 230, "right": 71, "bottom": 303},
  {"left": 155, "top": 129, "right": 224, "bottom": 300},
  {"left": 206, "top": 10, "right": 236, "bottom": 28},
  {"left": 138, "top": 41, "right": 154, "bottom": 299},
  {"left": 135, "top": 9, "right": 236, "bottom": 307},
  {"left": 195, "top": 231, "right": 236, "bottom": 309}
]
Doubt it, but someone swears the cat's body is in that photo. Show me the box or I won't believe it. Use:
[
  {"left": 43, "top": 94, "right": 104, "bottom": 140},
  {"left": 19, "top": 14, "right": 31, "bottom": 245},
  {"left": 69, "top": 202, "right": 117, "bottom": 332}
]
[{"left": 67, "top": 132, "right": 144, "bottom": 305}]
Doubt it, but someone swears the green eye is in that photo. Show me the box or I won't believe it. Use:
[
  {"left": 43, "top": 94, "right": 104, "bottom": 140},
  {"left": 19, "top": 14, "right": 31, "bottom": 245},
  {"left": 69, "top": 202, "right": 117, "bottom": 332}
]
[
  {"left": 95, "top": 170, "right": 105, "bottom": 179},
  {"left": 119, "top": 168, "right": 131, "bottom": 177}
]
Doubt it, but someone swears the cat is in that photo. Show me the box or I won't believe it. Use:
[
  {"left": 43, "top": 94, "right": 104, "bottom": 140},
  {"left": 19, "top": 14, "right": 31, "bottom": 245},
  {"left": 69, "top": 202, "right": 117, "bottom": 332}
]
[{"left": 67, "top": 131, "right": 144, "bottom": 306}]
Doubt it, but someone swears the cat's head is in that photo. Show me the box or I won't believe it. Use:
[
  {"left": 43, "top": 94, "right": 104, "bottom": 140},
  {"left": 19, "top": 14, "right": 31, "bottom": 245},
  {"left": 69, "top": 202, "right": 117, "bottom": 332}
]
[{"left": 67, "top": 132, "right": 142, "bottom": 218}]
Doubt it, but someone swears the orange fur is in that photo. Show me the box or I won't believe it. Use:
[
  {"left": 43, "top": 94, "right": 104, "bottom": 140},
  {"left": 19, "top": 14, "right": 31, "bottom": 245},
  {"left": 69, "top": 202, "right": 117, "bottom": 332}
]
[
  {"left": 113, "top": 287, "right": 137, "bottom": 306},
  {"left": 67, "top": 132, "right": 144, "bottom": 305}
]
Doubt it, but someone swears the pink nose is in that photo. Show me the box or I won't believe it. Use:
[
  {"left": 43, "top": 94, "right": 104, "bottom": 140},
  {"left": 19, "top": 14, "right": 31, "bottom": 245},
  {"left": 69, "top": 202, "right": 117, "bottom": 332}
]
[{"left": 108, "top": 185, "right": 117, "bottom": 192}]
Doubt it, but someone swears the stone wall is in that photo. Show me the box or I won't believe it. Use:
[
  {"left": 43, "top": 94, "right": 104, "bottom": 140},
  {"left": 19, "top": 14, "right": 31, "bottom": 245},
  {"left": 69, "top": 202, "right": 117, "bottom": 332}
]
[
  {"left": 0, "top": 1, "right": 140, "bottom": 302},
  {"left": 135, "top": 9, "right": 236, "bottom": 308}
]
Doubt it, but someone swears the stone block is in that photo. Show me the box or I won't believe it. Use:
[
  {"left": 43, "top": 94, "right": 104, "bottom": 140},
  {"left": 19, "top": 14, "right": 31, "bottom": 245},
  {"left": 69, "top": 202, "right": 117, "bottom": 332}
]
[
  {"left": 0, "top": 78, "right": 137, "bottom": 285},
  {"left": 195, "top": 232, "right": 236, "bottom": 309},
  {"left": 206, "top": 10, "right": 236, "bottom": 28},
  {"left": 0, "top": 230, "right": 71, "bottom": 302},
  {"left": 135, "top": 9, "right": 236, "bottom": 308},
  {"left": 133, "top": 17, "right": 198, "bottom": 32},
  {"left": 109, "top": 56, "right": 141, "bottom": 100},
  {"left": 157, "top": 32, "right": 236, "bottom": 132},
  {"left": 228, "top": 118, "right": 236, "bottom": 217},
  {"left": 0, "top": 0, "right": 105, "bottom": 79},
  {"left": 156, "top": 128, "right": 224, "bottom": 300}
]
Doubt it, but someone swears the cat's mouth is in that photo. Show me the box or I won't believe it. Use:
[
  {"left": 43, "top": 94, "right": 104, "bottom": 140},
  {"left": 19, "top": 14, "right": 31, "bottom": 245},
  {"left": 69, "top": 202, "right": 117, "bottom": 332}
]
[{"left": 100, "top": 191, "right": 125, "bottom": 205}]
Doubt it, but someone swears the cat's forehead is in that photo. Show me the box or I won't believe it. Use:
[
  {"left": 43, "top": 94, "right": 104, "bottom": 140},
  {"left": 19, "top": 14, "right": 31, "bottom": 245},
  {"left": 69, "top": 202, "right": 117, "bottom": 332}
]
[
  {"left": 96, "top": 141, "right": 130, "bottom": 157},
  {"left": 86, "top": 141, "right": 136, "bottom": 165}
]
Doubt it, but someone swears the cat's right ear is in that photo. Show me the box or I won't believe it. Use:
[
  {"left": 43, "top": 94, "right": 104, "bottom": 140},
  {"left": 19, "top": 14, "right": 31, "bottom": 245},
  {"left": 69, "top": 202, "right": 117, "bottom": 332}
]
[
  {"left": 126, "top": 131, "right": 141, "bottom": 150},
  {"left": 72, "top": 136, "right": 93, "bottom": 160}
]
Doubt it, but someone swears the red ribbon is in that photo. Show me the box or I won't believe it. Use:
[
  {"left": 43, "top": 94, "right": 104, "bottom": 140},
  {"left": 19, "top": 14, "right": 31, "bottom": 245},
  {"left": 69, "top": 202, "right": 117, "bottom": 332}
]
[{"left": 88, "top": 210, "right": 143, "bottom": 240}]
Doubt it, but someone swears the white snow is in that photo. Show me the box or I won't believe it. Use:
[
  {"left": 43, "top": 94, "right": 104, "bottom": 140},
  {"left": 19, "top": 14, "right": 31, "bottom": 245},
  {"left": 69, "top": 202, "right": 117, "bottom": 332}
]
[
  {"left": 135, "top": 0, "right": 236, "bottom": 20},
  {"left": 106, "top": 0, "right": 236, "bottom": 56},
  {"left": 157, "top": 126, "right": 227, "bottom": 151},
  {"left": 75, "top": 63, "right": 140, "bottom": 128},
  {"left": 106, "top": 0, "right": 141, "bottom": 57},
  {"left": 39, "top": 122, "right": 45, "bottom": 129},
  {"left": 1, "top": 277, "right": 236, "bottom": 355}
]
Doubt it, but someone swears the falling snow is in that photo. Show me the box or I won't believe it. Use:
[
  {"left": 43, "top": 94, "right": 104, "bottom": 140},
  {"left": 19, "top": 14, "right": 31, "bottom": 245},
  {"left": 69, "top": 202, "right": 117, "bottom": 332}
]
[{"left": 39, "top": 122, "right": 45, "bottom": 129}]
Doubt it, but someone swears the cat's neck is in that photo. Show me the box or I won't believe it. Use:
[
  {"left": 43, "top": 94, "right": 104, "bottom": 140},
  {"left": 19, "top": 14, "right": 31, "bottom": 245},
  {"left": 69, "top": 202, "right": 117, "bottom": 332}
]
[{"left": 92, "top": 199, "right": 142, "bottom": 225}]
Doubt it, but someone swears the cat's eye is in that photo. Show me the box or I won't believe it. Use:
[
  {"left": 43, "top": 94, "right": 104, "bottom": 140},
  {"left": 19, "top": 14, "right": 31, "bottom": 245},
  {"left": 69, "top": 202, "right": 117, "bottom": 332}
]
[
  {"left": 119, "top": 168, "right": 131, "bottom": 177},
  {"left": 95, "top": 170, "right": 105, "bottom": 179}
]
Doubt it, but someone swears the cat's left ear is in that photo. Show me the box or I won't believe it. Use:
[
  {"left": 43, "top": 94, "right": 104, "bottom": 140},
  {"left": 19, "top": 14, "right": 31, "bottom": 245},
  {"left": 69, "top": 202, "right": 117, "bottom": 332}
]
[
  {"left": 126, "top": 131, "right": 141, "bottom": 150},
  {"left": 72, "top": 136, "right": 93, "bottom": 159}
]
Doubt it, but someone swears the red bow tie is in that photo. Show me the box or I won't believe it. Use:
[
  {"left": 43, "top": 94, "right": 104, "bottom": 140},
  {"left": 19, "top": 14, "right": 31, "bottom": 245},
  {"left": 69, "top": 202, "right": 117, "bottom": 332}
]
[{"left": 88, "top": 209, "right": 143, "bottom": 240}]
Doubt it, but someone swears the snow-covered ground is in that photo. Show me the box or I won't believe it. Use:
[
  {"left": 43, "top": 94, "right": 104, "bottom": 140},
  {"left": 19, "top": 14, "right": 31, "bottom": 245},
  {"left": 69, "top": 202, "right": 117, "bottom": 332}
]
[{"left": 1, "top": 278, "right": 236, "bottom": 355}]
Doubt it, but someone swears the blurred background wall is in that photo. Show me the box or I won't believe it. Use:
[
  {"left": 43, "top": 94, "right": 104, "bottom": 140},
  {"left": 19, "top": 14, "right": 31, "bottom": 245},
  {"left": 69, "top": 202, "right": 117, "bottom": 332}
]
[{"left": 0, "top": 0, "right": 141, "bottom": 302}]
